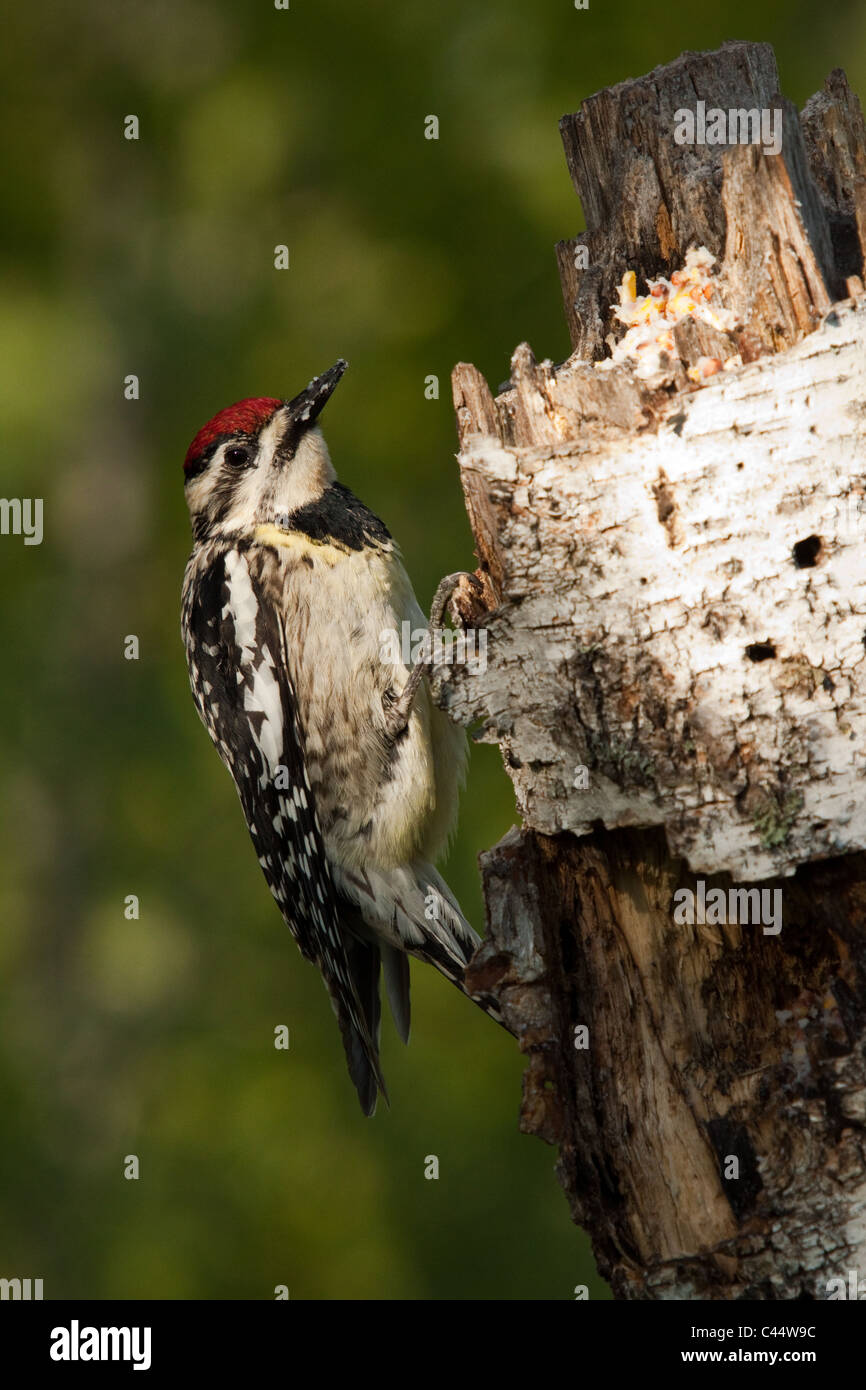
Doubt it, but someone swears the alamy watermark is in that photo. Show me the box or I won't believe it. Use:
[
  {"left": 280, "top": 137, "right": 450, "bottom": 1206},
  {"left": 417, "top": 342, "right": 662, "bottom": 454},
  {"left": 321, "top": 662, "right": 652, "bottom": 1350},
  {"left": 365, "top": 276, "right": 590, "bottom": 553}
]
[
  {"left": 673, "top": 879, "right": 782, "bottom": 935},
  {"left": 0, "top": 1276, "right": 43, "bottom": 1299},
  {"left": 824, "top": 1269, "right": 865, "bottom": 1299},
  {"left": 379, "top": 622, "right": 487, "bottom": 674},
  {"left": 0, "top": 498, "right": 42, "bottom": 545},
  {"left": 673, "top": 102, "right": 782, "bottom": 157},
  {"left": 50, "top": 1321, "right": 151, "bottom": 1371}
]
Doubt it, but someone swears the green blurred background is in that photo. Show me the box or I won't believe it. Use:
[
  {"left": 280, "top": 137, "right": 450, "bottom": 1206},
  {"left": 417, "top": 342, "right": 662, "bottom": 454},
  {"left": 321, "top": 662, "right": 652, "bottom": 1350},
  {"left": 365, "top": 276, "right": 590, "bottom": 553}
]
[{"left": 0, "top": 0, "right": 863, "bottom": 1301}]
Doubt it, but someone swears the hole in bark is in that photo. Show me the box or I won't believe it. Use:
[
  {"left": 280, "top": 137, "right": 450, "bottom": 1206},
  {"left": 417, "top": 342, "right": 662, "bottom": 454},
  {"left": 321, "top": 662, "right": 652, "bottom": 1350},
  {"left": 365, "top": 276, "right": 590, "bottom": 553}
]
[
  {"left": 706, "top": 1118, "right": 763, "bottom": 1218},
  {"left": 793, "top": 534, "right": 822, "bottom": 568},
  {"left": 655, "top": 484, "right": 676, "bottom": 524},
  {"left": 652, "top": 469, "right": 679, "bottom": 547},
  {"left": 746, "top": 642, "right": 776, "bottom": 662}
]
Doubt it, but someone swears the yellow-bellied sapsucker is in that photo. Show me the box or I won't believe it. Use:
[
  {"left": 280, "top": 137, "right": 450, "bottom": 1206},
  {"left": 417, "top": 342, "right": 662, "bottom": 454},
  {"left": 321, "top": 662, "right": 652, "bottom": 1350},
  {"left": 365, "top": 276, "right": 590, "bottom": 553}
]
[{"left": 180, "top": 360, "right": 496, "bottom": 1113}]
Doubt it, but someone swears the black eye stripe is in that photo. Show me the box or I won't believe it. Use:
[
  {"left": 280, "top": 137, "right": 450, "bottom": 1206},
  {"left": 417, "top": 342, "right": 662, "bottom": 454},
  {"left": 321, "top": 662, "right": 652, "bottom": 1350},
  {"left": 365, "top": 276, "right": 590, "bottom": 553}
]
[{"left": 184, "top": 435, "right": 257, "bottom": 484}]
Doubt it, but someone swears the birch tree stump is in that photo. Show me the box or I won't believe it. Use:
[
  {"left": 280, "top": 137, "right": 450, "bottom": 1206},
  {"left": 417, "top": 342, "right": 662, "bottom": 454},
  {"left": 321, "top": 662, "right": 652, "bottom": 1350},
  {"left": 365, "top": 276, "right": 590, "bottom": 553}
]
[{"left": 437, "top": 42, "right": 866, "bottom": 1300}]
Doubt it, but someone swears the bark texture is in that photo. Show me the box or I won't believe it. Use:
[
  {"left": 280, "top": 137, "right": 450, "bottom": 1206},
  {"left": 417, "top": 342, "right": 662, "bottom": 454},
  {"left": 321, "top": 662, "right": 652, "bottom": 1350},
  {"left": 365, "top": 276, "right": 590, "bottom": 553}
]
[{"left": 438, "top": 42, "right": 866, "bottom": 1299}]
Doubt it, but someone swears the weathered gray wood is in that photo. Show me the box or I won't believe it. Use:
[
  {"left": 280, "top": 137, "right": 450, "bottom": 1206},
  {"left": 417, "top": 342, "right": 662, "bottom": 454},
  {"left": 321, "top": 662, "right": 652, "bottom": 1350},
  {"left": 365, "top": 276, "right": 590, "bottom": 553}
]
[
  {"left": 557, "top": 41, "right": 781, "bottom": 359},
  {"left": 556, "top": 43, "right": 866, "bottom": 366},
  {"left": 801, "top": 68, "right": 866, "bottom": 282},
  {"left": 720, "top": 98, "right": 838, "bottom": 359}
]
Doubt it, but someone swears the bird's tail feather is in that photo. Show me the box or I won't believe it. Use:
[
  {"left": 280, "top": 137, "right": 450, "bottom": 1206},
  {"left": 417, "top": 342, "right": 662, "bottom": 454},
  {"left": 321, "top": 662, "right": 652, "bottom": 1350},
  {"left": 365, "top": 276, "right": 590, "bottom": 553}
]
[
  {"left": 382, "top": 943, "right": 411, "bottom": 1044},
  {"left": 324, "top": 933, "right": 387, "bottom": 1116},
  {"left": 336, "top": 860, "right": 505, "bottom": 1030}
]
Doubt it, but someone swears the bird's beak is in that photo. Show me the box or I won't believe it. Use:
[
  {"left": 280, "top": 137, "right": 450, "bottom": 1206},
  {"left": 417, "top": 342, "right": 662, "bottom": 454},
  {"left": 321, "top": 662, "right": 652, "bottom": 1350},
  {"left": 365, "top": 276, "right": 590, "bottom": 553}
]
[{"left": 276, "top": 359, "right": 348, "bottom": 457}]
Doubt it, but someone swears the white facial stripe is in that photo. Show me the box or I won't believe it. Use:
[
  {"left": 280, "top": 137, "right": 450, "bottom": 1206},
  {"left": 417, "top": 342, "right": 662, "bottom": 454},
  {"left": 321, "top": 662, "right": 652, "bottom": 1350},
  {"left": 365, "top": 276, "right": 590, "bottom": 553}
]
[
  {"left": 255, "top": 410, "right": 288, "bottom": 470},
  {"left": 216, "top": 460, "right": 268, "bottom": 534},
  {"left": 184, "top": 470, "right": 213, "bottom": 516},
  {"left": 271, "top": 428, "right": 336, "bottom": 515}
]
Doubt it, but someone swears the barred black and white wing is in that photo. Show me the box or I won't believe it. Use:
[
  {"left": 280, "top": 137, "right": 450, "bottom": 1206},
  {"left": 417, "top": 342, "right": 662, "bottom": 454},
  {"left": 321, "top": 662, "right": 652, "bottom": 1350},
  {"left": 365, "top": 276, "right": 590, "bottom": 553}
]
[{"left": 181, "top": 543, "right": 387, "bottom": 1114}]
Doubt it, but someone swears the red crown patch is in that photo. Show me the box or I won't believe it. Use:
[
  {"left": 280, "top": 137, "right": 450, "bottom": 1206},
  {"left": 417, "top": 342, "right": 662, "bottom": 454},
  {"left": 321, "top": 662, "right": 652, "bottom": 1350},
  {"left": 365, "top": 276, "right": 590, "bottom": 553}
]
[{"left": 184, "top": 398, "right": 283, "bottom": 475}]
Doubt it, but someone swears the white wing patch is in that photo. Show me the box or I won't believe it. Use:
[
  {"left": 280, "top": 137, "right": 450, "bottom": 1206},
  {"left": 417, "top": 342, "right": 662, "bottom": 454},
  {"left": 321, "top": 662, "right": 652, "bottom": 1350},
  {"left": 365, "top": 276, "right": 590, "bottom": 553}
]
[{"left": 223, "top": 549, "right": 284, "bottom": 782}]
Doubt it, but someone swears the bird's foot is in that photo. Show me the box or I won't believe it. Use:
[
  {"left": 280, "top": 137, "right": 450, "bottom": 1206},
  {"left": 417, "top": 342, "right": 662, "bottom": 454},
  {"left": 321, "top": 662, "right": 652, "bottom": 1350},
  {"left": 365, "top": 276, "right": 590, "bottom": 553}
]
[{"left": 383, "top": 572, "right": 481, "bottom": 740}]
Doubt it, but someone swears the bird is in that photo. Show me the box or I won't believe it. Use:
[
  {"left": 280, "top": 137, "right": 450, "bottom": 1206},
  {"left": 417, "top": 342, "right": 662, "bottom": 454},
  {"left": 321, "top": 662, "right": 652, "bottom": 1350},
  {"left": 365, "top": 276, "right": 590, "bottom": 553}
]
[{"left": 180, "top": 360, "right": 498, "bottom": 1113}]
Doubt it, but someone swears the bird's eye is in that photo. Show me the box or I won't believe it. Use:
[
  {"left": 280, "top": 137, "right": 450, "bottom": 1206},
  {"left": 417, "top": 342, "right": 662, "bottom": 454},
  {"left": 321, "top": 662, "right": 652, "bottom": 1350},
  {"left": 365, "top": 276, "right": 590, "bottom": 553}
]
[{"left": 225, "top": 445, "right": 252, "bottom": 467}]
